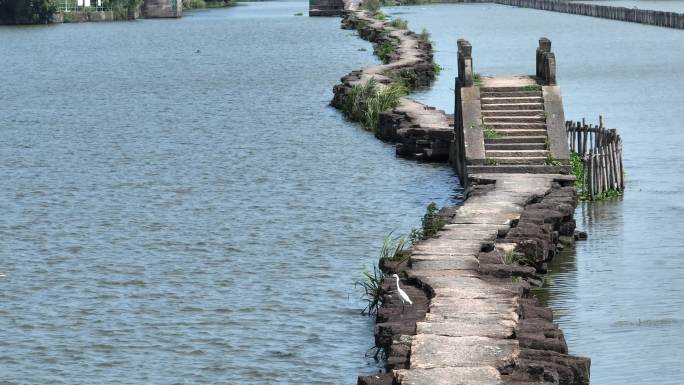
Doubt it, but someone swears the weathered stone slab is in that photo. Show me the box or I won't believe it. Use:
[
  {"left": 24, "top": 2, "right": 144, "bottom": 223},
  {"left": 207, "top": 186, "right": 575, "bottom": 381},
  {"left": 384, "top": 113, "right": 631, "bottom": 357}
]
[
  {"left": 410, "top": 335, "right": 519, "bottom": 369},
  {"left": 436, "top": 228, "right": 499, "bottom": 241},
  {"left": 430, "top": 297, "right": 519, "bottom": 317},
  {"left": 431, "top": 285, "right": 522, "bottom": 300},
  {"left": 410, "top": 256, "right": 479, "bottom": 271},
  {"left": 394, "top": 366, "right": 505, "bottom": 385},
  {"left": 417, "top": 319, "right": 516, "bottom": 339},
  {"left": 412, "top": 242, "right": 482, "bottom": 255},
  {"left": 449, "top": 216, "right": 514, "bottom": 225}
]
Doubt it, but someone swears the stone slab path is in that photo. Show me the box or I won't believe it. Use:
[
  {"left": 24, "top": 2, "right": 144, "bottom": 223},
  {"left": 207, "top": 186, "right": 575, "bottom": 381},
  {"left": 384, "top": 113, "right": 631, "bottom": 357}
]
[{"left": 394, "top": 173, "right": 566, "bottom": 385}]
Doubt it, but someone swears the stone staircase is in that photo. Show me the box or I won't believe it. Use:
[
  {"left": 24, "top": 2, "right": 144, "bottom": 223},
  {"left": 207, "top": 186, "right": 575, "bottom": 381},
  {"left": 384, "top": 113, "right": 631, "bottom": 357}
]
[{"left": 468, "top": 82, "right": 569, "bottom": 174}]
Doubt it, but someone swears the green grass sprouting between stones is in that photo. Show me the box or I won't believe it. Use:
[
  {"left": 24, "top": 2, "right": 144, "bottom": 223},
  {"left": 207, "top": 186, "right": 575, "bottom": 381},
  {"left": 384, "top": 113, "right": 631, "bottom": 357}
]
[
  {"left": 473, "top": 73, "right": 483, "bottom": 87},
  {"left": 544, "top": 156, "right": 563, "bottom": 166},
  {"left": 389, "top": 17, "right": 408, "bottom": 29},
  {"left": 342, "top": 78, "right": 407, "bottom": 133},
  {"left": 354, "top": 202, "right": 445, "bottom": 317},
  {"left": 375, "top": 40, "right": 398, "bottom": 64},
  {"left": 379, "top": 231, "right": 409, "bottom": 262},
  {"left": 521, "top": 84, "right": 542, "bottom": 92},
  {"left": 482, "top": 125, "right": 498, "bottom": 140},
  {"left": 418, "top": 28, "right": 432, "bottom": 44},
  {"left": 353, "top": 266, "right": 384, "bottom": 316}
]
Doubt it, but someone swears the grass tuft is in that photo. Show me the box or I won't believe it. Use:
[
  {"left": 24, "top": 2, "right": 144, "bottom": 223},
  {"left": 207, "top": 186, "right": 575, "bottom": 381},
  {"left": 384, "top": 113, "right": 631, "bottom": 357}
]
[
  {"left": 353, "top": 266, "right": 384, "bottom": 316},
  {"left": 389, "top": 17, "right": 408, "bottom": 29},
  {"left": 482, "top": 125, "right": 498, "bottom": 139},
  {"left": 379, "top": 231, "right": 409, "bottom": 262},
  {"left": 544, "top": 156, "right": 563, "bottom": 166},
  {"left": 418, "top": 28, "right": 432, "bottom": 44},
  {"left": 375, "top": 40, "right": 398, "bottom": 64},
  {"left": 521, "top": 84, "right": 542, "bottom": 92},
  {"left": 473, "top": 73, "right": 483, "bottom": 87},
  {"left": 342, "top": 78, "right": 406, "bottom": 133},
  {"left": 364, "top": 82, "right": 407, "bottom": 132}
]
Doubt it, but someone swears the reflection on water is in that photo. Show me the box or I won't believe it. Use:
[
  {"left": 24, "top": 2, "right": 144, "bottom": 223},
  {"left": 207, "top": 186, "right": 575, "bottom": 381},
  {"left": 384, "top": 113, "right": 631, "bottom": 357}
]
[
  {"left": 0, "top": 2, "right": 460, "bottom": 384},
  {"left": 389, "top": 4, "right": 684, "bottom": 384}
]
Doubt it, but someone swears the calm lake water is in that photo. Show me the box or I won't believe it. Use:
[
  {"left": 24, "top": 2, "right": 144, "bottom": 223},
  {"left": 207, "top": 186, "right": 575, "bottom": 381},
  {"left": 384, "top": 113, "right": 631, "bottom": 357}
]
[
  {"left": 0, "top": 3, "right": 460, "bottom": 384},
  {"left": 387, "top": 3, "right": 684, "bottom": 384}
]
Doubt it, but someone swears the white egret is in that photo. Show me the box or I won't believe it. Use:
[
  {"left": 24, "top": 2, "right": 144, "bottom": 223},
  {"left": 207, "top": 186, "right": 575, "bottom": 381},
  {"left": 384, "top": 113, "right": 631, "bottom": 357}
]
[{"left": 392, "top": 274, "right": 413, "bottom": 311}]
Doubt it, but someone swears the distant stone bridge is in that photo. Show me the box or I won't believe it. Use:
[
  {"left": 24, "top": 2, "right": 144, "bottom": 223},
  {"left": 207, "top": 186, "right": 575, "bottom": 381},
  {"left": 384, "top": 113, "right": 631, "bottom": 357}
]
[{"left": 143, "top": 0, "right": 182, "bottom": 18}]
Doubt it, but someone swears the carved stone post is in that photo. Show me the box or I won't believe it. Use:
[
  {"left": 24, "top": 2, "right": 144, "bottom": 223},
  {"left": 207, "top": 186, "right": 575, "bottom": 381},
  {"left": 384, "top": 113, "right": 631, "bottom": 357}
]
[
  {"left": 457, "top": 39, "right": 473, "bottom": 87},
  {"left": 536, "top": 37, "right": 551, "bottom": 79},
  {"left": 543, "top": 51, "right": 557, "bottom": 85}
]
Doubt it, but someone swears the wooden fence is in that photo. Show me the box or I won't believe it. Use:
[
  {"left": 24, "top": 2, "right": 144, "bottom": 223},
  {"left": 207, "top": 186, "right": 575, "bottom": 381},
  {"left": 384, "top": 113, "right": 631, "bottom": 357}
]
[
  {"left": 566, "top": 117, "right": 624, "bottom": 198},
  {"left": 496, "top": 0, "right": 684, "bottom": 29}
]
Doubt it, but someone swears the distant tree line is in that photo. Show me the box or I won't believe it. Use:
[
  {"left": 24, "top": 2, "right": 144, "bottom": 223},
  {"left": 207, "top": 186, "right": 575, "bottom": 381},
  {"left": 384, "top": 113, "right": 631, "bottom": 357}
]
[{"left": 0, "top": 0, "right": 56, "bottom": 24}]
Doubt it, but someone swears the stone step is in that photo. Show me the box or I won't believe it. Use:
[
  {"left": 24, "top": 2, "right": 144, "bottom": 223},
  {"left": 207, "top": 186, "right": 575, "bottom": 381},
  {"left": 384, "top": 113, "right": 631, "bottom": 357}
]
[
  {"left": 486, "top": 149, "right": 550, "bottom": 158},
  {"left": 485, "top": 156, "right": 549, "bottom": 165},
  {"left": 481, "top": 103, "right": 545, "bottom": 111},
  {"left": 480, "top": 86, "right": 542, "bottom": 93},
  {"left": 485, "top": 142, "right": 547, "bottom": 150},
  {"left": 485, "top": 136, "right": 547, "bottom": 144},
  {"left": 481, "top": 109, "right": 545, "bottom": 117},
  {"left": 467, "top": 164, "right": 571, "bottom": 174},
  {"left": 484, "top": 116, "right": 546, "bottom": 123},
  {"left": 494, "top": 129, "right": 548, "bottom": 137},
  {"left": 480, "top": 91, "right": 542, "bottom": 98},
  {"left": 481, "top": 96, "right": 544, "bottom": 104},
  {"left": 488, "top": 123, "right": 547, "bottom": 130}
]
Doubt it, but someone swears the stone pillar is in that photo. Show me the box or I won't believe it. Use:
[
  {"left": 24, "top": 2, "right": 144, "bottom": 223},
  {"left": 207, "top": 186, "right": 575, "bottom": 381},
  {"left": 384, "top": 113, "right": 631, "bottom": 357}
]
[
  {"left": 457, "top": 39, "right": 473, "bottom": 87},
  {"left": 543, "top": 51, "right": 557, "bottom": 85},
  {"left": 536, "top": 37, "right": 551, "bottom": 79}
]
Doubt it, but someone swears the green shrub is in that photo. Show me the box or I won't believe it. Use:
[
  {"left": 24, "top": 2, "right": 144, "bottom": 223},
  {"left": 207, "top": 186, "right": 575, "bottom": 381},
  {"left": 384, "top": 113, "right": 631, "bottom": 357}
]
[
  {"left": 432, "top": 63, "right": 442, "bottom": 75},
  {"left": 183, "top": 0, "right": 206, "bottom": 9},
  {"left": 410, "top": 202, "right": 445, "bottom": 242},
  {"left": 0, "top": 0, "right": 56, "bottom": 24},
  {"left": 570, "top": 151, "right": 585, "bottom": 189}
]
